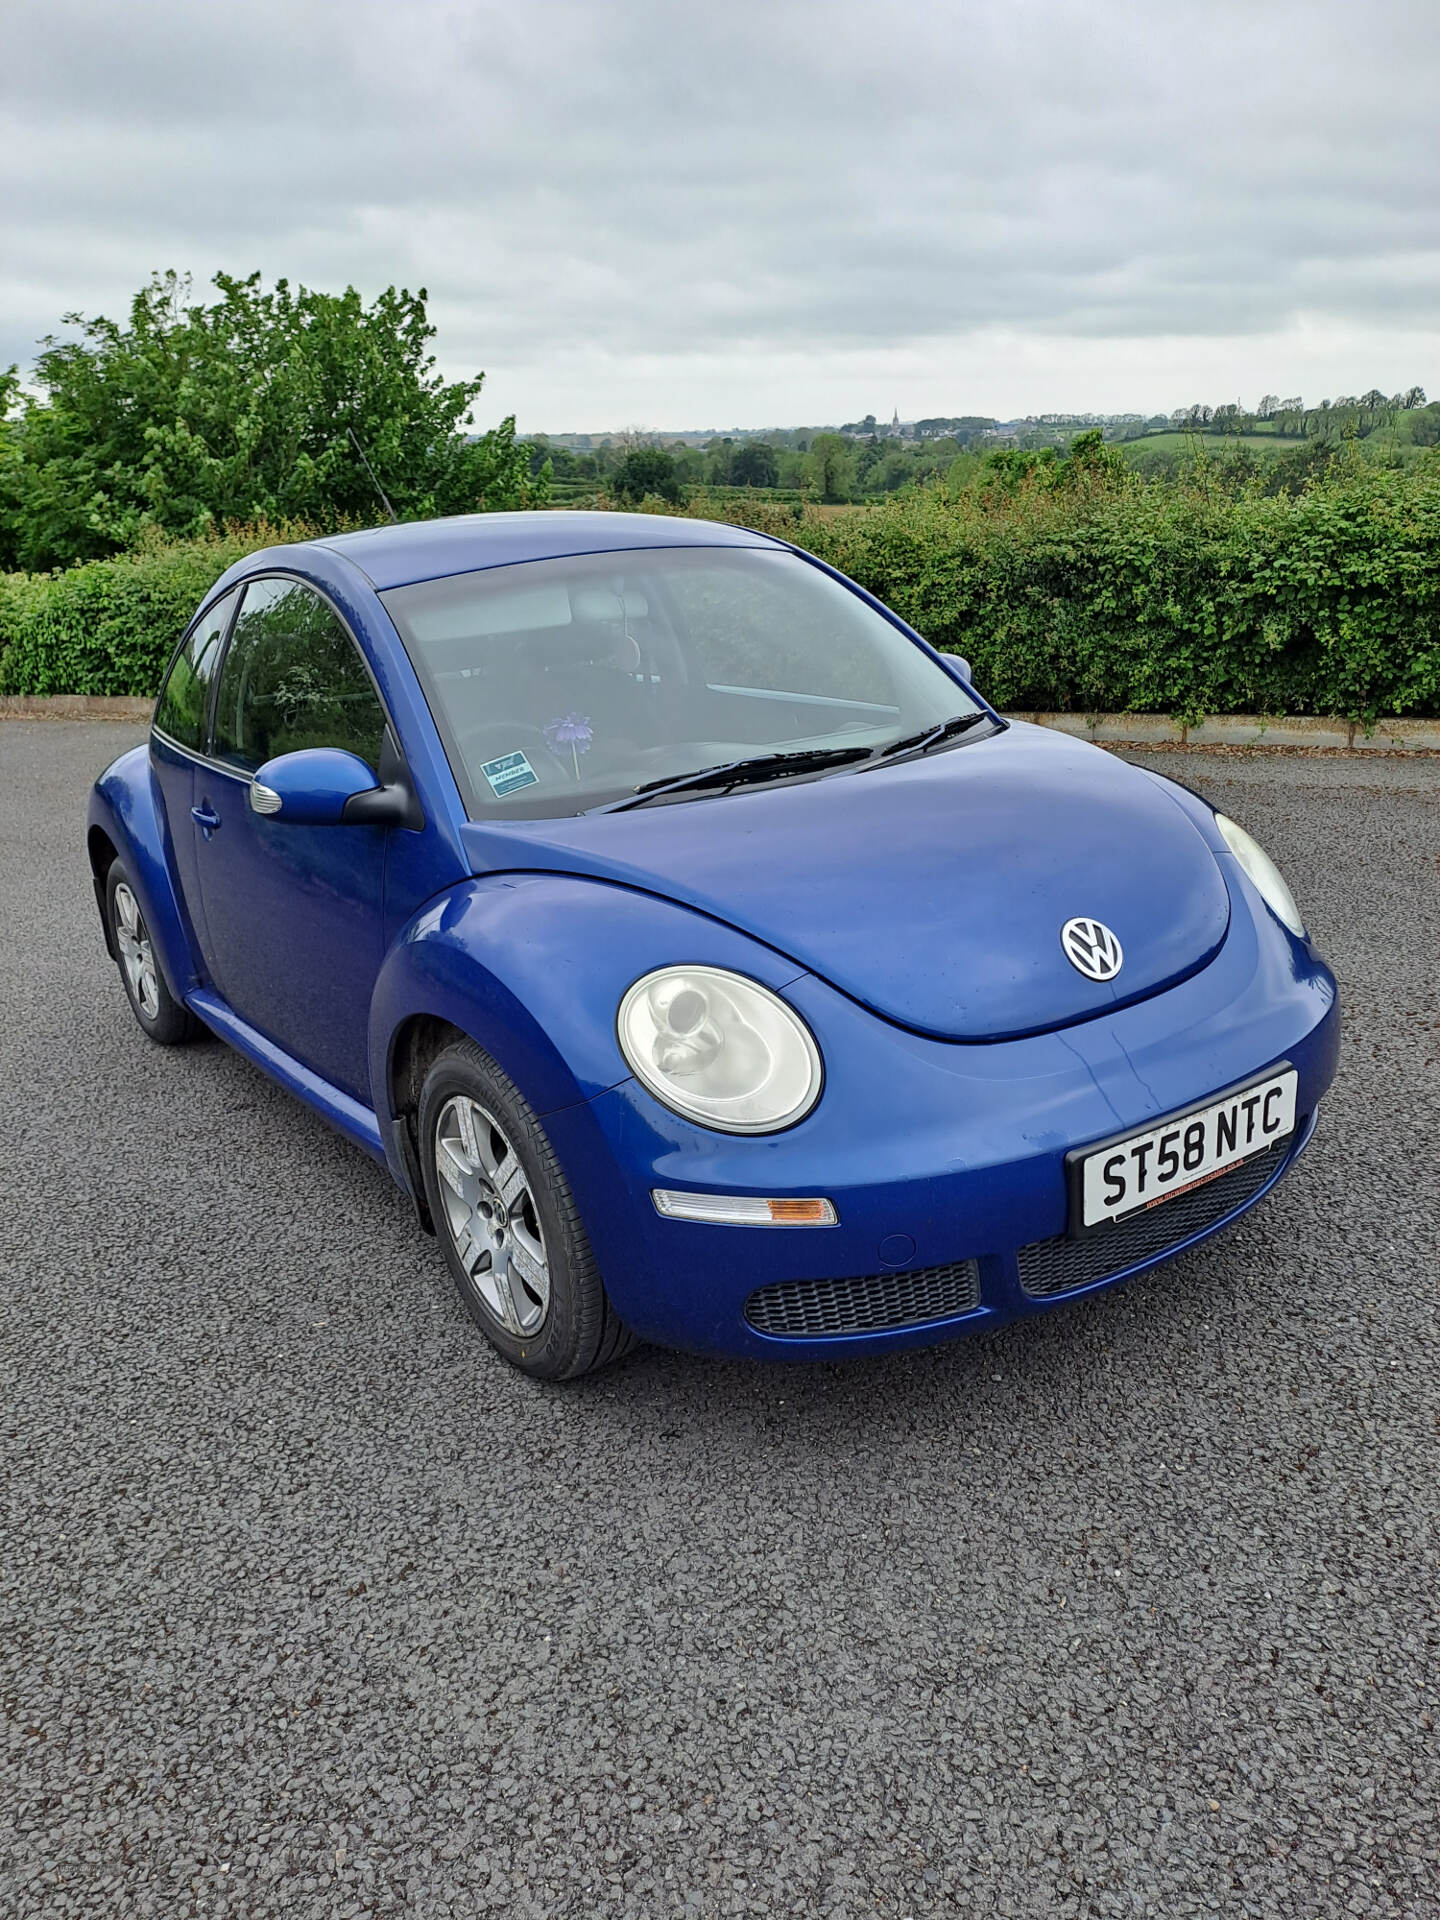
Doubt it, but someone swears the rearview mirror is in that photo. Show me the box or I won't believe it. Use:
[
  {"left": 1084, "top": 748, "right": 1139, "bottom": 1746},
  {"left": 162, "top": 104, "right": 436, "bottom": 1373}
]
[{"left": 250, "top": 748, "right": 390, "bottom": 826}]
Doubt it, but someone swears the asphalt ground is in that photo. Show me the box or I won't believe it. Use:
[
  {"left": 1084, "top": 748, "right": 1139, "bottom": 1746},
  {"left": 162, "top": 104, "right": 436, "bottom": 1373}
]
[{"left": 1, "top": 722, "right": 1436, "bottom": 1920}]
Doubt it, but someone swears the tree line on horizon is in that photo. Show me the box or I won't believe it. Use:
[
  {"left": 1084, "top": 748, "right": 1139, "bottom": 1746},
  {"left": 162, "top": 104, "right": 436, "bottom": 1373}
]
[
  {"left": 535, "top": 383, "right": 1436, "bottom": 506},
  {"left": 1, "top": 269, "right": 1436, "bottom": 565}
]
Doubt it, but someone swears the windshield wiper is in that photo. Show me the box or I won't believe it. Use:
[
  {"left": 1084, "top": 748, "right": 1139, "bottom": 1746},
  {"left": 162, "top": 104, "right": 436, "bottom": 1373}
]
[
  {"left": 868, "top": 710, "right": 992, "bottom": 766},
  {"left": 588, "top": 744, "right": 873, "bottom": 814}
]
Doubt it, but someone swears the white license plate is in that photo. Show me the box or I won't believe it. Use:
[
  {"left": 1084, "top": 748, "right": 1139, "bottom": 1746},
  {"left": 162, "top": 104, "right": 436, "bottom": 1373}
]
[{"left": 1073, "top": 1067, "right": 1297, "bottom": 1232}]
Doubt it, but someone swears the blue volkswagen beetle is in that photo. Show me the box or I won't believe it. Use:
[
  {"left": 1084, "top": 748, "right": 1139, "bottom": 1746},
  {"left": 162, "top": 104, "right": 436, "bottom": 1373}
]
[{"left": 88, "top": 512, "right": 1339, "bottom": 1377}]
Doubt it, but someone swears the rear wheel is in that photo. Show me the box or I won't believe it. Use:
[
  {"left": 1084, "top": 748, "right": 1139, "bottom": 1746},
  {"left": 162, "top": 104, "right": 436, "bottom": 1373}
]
[
  {"left": 417, "top": 1038, "right": 636, "bottom": 1380},
  {"left": 105, "top": 861, "right": 196, "bottom": 1046}
]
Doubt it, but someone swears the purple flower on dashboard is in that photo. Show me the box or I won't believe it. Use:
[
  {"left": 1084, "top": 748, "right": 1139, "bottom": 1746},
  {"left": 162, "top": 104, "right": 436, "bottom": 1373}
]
[
  {"left": 544, "top": 712, "right": 593, "bottom": 750},
  {"left": 544, "top": 712, "right": 593, "bottom": 780}
]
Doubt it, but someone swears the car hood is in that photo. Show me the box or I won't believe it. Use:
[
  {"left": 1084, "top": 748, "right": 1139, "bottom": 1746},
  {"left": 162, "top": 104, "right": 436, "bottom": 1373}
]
[{"left": 458, "top": 723, "right": 1231, "bottom": 1042}]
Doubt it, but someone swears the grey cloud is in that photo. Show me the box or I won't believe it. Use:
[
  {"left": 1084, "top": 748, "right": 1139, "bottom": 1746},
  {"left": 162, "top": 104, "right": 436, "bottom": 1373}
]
[{"left": 2, "top": 0, "right": 1437, "bottom": 421}]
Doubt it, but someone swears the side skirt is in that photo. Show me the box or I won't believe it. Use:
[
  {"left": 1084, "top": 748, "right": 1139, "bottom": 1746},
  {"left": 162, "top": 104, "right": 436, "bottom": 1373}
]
[{"left": 185, "top": 987, "right": 389, "bottom": 1166}]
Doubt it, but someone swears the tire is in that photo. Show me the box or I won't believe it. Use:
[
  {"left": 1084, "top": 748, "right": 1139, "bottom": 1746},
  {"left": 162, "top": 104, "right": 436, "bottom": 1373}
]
[
  {"left": 417, "top": 1037, "right": 637, "bottom": 1380},
  {"left": 105, "top": 860, "right": 197, "bottom": 1046}
]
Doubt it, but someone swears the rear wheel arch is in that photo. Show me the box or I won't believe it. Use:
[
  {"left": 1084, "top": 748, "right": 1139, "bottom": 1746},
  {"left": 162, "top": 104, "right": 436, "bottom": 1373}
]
[
  {"left": 88, "top": 824, "right": 119, "bottom": 880},
  {"left": 89, "top": 761, "right": 203, "bottom": 1003},
  {"left": 88, "top": 826, "right": 120, "bottom": 957},
  {"left": 103, "top": 857, "right": 198, "bottom": 1045}
]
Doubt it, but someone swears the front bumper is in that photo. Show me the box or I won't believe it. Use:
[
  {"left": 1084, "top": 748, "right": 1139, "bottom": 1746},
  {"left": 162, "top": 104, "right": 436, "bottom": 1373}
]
[{"left": 546, "top": 896, "right": 1340, "bottom": 1361}]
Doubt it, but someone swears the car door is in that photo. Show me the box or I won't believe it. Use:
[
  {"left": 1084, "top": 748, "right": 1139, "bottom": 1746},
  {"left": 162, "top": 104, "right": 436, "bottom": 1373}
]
[
  {"left": 191, "top": 575, "right": 392, "bottom": 1102},
  {"left": 149, "top": 587, "right": 239, "bottom": 941}
]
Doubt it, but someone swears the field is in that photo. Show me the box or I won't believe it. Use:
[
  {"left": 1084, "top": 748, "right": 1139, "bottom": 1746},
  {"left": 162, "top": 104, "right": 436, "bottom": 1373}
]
[{"left": 1117, "top": 431, "right": 1307, "bottom": 456}]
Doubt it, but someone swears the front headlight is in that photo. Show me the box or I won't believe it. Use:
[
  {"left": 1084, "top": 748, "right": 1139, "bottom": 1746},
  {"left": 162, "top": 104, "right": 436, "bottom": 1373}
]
[
  {"left": 1214, "top": 813, "right": 1306, "bottom": 937},
  {"left": 617, "top": 966, "right": 823, "bottom": 1134}
]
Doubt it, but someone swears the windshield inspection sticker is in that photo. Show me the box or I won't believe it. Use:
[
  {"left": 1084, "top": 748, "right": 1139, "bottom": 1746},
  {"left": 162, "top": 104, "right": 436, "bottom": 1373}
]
[{"left": 479, "top": 750, "right": 540, "bottom": 797}]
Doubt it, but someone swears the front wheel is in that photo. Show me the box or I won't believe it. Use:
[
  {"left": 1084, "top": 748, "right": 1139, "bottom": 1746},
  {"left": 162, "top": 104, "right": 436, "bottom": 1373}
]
[
  {"left": 417, "top": 1038, "right": 636, "bottom": 1380},
  {"left": 105, "top": 861, "right": 197, "bottom": 1046}
]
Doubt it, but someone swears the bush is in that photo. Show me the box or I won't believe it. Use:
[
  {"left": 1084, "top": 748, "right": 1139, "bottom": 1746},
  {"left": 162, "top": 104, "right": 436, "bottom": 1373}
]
[
  {"left": 694, "top": 457, "right": 1440, "bottom": 721},
  {"left": 0, "top": 529, "right": 270, "bottom": 695},
  {"left": 0, "top": 570, "right": 48, "bottom": 681},
  {"left": 3, "top": 459, "right": 1438, "bottom": 719}
]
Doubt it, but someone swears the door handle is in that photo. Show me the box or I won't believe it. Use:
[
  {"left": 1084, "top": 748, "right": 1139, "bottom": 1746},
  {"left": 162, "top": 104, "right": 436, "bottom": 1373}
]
[{"left": 191, "top": 803, "right": 221, "bottom": 836}]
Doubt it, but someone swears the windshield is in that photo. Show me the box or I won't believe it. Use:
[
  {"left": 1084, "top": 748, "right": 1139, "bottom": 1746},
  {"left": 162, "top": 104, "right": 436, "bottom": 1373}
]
[{"left": 380, "top": 545, "right": 986, "bottom": 818}]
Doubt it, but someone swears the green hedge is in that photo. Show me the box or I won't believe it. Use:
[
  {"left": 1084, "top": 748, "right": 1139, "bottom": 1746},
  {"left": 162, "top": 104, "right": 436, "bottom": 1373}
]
[
  {"left": 0, "top": 531, "right": 267, "bottom": 697},
  {"left": 3, "top": 464, "right": 1438, "bottom": 719},
  {"left": 740, "top": 462, "right": 1440, "bottom": 722}
]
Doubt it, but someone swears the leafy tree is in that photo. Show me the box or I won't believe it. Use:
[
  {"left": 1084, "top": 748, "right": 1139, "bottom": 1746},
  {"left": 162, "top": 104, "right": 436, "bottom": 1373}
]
[
  {"left": 805, "top": 433, "right": 857, "bottom": 502},
  {"left": 611, "top": 445, "right": 681, "bottom": 504},
  {"left": 521, "top": 436, "right": 578, "bottom": 481},
  {"left": 667, "top": 444, "right": 706, "bottom": 487},
  {"left": 774, "top": 448, "right": 811, "bottom": 489},
  {"left": 864, "top": 445, "right": 923, "bottom": 495},
  {"left": 1260, "top": 440, "right": 1340, "bottom": 494},
  {"left": 2, "top": 271, "right": 543, "bottom": 569},
  {"left": 0, "top": 366, "right": 21, "bottom": 569},
  {"left": 729, "top": 442, "right": 779, "bottom": 488},
  {"left": 1055, "top": 427, "right": 1131, "bottom": 488},
  {"left": 982, "top": 431, "right": 1129, "bottom": 499},
  {"left": 699, "top": 435, "right": 732, "bottom": 483},
  {"left": 984, "top": 446, "right": 1059, "bottom": 492}
]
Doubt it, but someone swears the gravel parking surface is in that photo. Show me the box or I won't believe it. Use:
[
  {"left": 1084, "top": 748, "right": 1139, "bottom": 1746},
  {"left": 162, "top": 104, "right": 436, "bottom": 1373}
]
[{"left": 2, "top": 723, "right": 1436, "bottom": 1919}]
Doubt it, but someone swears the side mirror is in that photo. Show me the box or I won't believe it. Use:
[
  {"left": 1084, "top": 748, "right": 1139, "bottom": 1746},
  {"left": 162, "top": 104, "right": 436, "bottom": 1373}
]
[
  {"left": 949, "top": 655, "right": 974, "bottom": 685},
  {"left": 251, "top": 747, "right": 409, "bottom": 827}
]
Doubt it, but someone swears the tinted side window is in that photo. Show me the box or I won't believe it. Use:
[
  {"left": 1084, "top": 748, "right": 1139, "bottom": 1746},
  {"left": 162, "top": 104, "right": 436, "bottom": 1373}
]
[
  {"left": 212, "top": 579, "right": 387, "bottom": 775},
  {"left": 154, "top": 589, "right": 236, "bottom": 750}
]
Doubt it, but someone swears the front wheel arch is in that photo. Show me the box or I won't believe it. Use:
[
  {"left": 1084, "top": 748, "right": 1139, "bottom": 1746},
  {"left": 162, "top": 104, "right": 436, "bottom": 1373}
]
[
  {"left": 382, "top": 998, "right": 620, "bottom": 1240},
  {"left": 390, "top": 1011, "right": 466, "bottom": 1124},
  {"left": 387, "top": 1013, "right": 468, "bottom": 1232}
]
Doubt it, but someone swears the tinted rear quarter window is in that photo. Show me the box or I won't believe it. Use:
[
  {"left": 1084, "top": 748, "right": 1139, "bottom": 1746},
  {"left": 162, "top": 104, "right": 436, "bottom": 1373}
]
[{"left": 153, "top": 590, "right": 236, "bottom": 750}]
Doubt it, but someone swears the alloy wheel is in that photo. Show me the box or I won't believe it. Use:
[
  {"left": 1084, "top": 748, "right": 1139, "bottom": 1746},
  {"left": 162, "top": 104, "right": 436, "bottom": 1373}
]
[
  {"left": 114, "top": 882, "right": 161, "bottom": 1021},
  {"left": 434, "top": 1095, "right": 551, "bottom": 1336}
]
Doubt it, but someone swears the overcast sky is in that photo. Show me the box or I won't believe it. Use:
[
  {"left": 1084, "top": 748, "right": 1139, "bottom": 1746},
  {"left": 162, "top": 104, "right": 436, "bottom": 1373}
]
[{"left": 3, "top": 0, "right": 1437, "bottom": 431}]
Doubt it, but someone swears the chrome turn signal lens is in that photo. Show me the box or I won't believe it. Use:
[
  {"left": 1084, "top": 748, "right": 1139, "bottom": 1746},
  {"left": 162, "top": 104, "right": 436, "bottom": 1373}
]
[{"left": 652, "top": 1190, "right": 838, "bottom": 1226}]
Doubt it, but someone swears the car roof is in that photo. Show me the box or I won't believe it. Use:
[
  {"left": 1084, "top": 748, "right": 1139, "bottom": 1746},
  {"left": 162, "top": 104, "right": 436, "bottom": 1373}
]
[{"left": 312, "top": 510, "right": 787, "bottom": 591}]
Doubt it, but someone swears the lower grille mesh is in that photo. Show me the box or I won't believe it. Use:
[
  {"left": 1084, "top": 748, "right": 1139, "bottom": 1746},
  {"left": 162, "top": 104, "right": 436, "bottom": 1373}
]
[
  {"left": 746, "top": 1260, "right": 981, "bottom": 1339},
  {"left": 1018, "top": 1133, "right": 1295, "bottom": 1299}
]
